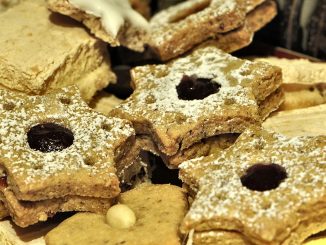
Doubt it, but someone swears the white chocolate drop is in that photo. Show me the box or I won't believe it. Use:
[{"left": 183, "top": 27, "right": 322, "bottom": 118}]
[
  {"left": 106, "top": 204, "right": 136, "bottom": 229},
  {"left": 68, "top": 0, "right": 149, "bottom": 37}
]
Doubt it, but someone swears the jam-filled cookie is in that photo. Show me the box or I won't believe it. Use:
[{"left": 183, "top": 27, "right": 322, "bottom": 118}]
[
  {"left": 0, "top": 86, "right": 135, "bottom": 227},
  {"left": 45, "top": 184, "right": 189, "bottom": 245},
  {"left": 179, "top": 127, "right": 326, "bottom": 245},
  {"left": 110, "top": 45, "right": 283, "bottom": 159}
]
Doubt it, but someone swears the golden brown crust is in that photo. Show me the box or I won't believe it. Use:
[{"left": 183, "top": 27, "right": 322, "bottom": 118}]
[
  {"left": 45, "top": 184, "right": 189, "bottom": 245},
  {"left": 110, "top": 45, "right": 282, "bottom": 156},
  {"left": 47, "top": 0, "right": 148, "bottom": 52},
  {"left": 148, "top": 0, "right": 247, "bottom": 61},
  {"left": 0, "top": 0, "right": 113, "bottom": 101},
  {"left": 0, "top": 87, "right": 136, "bottom": 226},
  {"left": 180, "top": 127, "right": 326, "bottom": 244}
]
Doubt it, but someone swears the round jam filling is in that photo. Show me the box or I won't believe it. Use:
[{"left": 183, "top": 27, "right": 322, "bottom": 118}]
[
  {"left": 240, "top": 163, "right": 287, "bottom": 191},
  {"left": 176, "top": 75, "right": 221, "bottom": 100},
  {"left": 27, "top": 123, "right": 74, "bottom": 153}
]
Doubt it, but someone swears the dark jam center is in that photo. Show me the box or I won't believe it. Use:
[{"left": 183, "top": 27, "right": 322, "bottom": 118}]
[
  {"left": 27, "top": 123, "right": 74, "bottom": 153},
  {"left": 240, "top": 163, "right": 287, "bottom": 192},
  {"left": 0, "top": 175, "right": 7, "bottom": 188},
  {"left": 176, "top": 75, "right": 221, "bottom": 100}
]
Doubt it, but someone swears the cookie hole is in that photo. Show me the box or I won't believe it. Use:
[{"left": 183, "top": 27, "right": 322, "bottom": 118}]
[
  {"left": 3, "top": 102, "right": 15, "bottom": 111},
  {"left": 224, "top": 98, "right": 235, "bottom": 105},
  {"left": 59, "top": 97, "right": 71, "bottom": 105},
  {"left": 27, "top": 123, "right": 74, "bottom": 153},
  {"left": 32, "top": 164, "right": 43, "bottom": 170},
  {"left": 84, "top": 157, "right": 96, "bottom": 166},
  {"left": 175, "top": 113, "right": 187, "bottom": 124},
  {"left": 0, "top": 175, "right": 8, "bottom": 188},
  {"left": 102, "top": 123, "right": 113, "bottom": 131},
  {"left": 145, "top": 95, "right": 156, "bottom": 104},
  {"left": 176, "top": 75, "right": 221, "bottom": 100},
  {"left": 262, "top": 202, "right": 272, "bottom": 210},
  {"left": 240, "top": 163, "right": 287, "bottom": 192},
  {"left": 169, "top": 0, "right": 211, "bottom": 23}
]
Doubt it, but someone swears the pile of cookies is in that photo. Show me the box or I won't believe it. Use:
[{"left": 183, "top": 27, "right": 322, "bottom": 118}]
[{"left": 0, "top": 0, "right": 325, "bottom": 245}]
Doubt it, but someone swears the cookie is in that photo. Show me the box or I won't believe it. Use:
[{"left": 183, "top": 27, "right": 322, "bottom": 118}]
[
  {"left": 0, "top": 86, "right": 135, "bottom": 226},
  {"left": 148, "top": 0, "right": 247, "bottom": 61},
  {"left": 132, "top": 134, "right": 239, "bottom": 168},
  {"left": 0, "top": 0, "right": 115, "bottom": 102},
  {"left": 200, "top": 0, "right": 277, "bottom": 53},
  {"left": 179, "top": 127, "right": 326, "bottom": 244},
  {"left": 45, "top": 184, "right": 189, "bottom": 245},
  {"left": 251, "top": 57, "right": 326, "bottom": 111},
  {"left": 1, "top": 187, "right": 113, "bottom": 228},
  {"left": 263, "top": 104, "right": 326, "bottom": 137},
  {"left": 110, "top": 45, "right": 283, "bottom": 157},
  {"left": 148, "top": 0, "right": 270, "bottom": 61},
  {"left": 47, "top": 0, "right": 149, "bottom": 52}
]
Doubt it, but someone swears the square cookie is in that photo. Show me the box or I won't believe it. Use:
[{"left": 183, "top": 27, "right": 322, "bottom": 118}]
[{"left": 0, "top": 0, "right": 115, "bottom": 102}]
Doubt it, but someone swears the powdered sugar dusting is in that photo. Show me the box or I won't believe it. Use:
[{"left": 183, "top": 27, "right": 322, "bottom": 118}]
[
  {"left": 149, "top": 0, "right": 244, "bottom": 60},
  {"left": 180, "top": 128, "right": 326, "bottom": 243},
  {"left": 116, "top": 46, "right": 265, "bottom": 127},
  {"left": 0, "top": 87, "right": 134, "bottom": 189},
  {"left": 151, "top": 0, "right": 237, "bottom": 26}
]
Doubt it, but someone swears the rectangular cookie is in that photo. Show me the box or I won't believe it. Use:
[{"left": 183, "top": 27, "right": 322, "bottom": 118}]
[
  {"left": 0, "top": 0, "right": 115, "bottom": 102},
  {"left": 251, "top": 57, "right": 326, "bottom": 110},
  {"left": 148, "top": 0, "right": 247, "bottom": 61},
  {"left": 200, "top": 0, "right": 277, "bottom": 53}
]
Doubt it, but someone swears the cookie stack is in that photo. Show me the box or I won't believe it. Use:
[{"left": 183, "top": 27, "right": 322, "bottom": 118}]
[
  {"left": 110, "top": 45, "right": 283, "bottom": 168},
  {"left": 0, "top": 87, "right": 137, "bottom": 227},
  {"left": 149, "top": 0, "right": 277, "bottom": 61},
  {"left": 0, "top": 1, "right": 325, "bottom": 245},
  {"left": 179, "top": 127, "right": 326, "bottom": 244}
]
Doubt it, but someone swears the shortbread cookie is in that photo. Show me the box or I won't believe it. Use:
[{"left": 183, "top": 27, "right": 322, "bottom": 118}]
[
  {"left": 110, "top": 45, "right": 282, "bottom": 156},
  {"left": 179, "top": 127, "right": 326, "bottom": 244},
  {"left": 263, "top": 104, "right": 326, "bottom": 137},
  {"left": 47, "top": 0, "right": 149, "bottom": 52},
  {"left": 201, "top": 0, "right": 277, "bottom": 53},
  {"left": 45, "top": 184, "right": 189, "bottom": 245},
  {"left": 0, "top": 86, "right": 135, "bottom": 226},
  {"left": 0, "top": 0, "right": 115, "bottom": 102},
  {"left": 251, "top": 57, "right": 326, "bottom": 110},
  {"left": 251, "top": 57, "right": 326, "bottom": 85},
  {"left": 148, "top": 0, "right": 247, "bottom": 61}
]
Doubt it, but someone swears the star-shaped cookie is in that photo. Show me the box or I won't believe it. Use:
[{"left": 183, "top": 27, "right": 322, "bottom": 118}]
[
  {"left": 179, "top": 127, "right": 326, "bottom": 244},
  {"left": 111, "top": 45, "right": 283, "bottom": 156}
]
